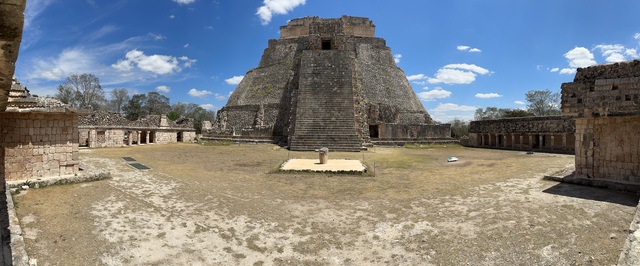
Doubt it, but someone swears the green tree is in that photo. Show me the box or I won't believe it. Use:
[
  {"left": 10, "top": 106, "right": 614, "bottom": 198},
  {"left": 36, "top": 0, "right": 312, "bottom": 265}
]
[
  {"left": 525, "top": 89, "right": 561, "bottom": 116},
  {"left": 145, "top": 92, "right": 171, "bottom": 115},
  {"left": 474, "top": 107, "right": 507, "bottom": 120},
  {"left": 502, "top": 109, "right": 532, "bottom": 118},
  {"left": 449, "top": 118, "right": 469, "bottom": 139},
  {"left": 170, "top": 102, "right": 215, "bottom": 133},
  {"left": 123, "top": 94, "right": 147, "bottom": 120}
]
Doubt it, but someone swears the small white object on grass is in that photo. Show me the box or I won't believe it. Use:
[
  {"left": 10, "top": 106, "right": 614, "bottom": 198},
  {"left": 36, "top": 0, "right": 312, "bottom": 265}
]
[{"left": 447, "top": 157, "right": 458, "bottom": 162}]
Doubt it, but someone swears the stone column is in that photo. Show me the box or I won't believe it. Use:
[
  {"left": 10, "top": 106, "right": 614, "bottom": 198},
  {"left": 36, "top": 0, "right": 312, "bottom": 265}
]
[
  {"left": 495, "top": 135, "right": 499, "bottom": 148},
  {"left": 528, "top": 134, "right": 533, "bottom": 149},
  {"left": 539, "top": 135, "right": 544, "bottom": 149},
  {"left": 136, "top": 131, "right": 141, "bottom": 145},
  {"left": 145, "top": 131, "right": 150, "bottom": 144},
  {"left": 127, "top": 132, "right": 132, "bottom": 146},
  {"left": 519, "top": 135, "right": 523, "bottom": 149},
  {"left": 550, "top": 135, "right": 555, "bottom": 150},
  {"left": 503, "top": 135, "right": 508, "bottom": 148},
  {"left": 562, "top": 134, "right": 567, "bottom": 151}
]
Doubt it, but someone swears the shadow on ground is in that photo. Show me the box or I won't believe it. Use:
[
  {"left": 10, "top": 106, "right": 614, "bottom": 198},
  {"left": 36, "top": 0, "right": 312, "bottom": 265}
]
[{"left": 543, "top": 182, "right": 639, "bottom": 207}]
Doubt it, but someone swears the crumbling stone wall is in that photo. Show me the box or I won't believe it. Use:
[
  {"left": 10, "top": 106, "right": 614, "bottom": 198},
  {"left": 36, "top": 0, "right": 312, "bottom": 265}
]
[
  {"left": 561, "top": 60, "right": 640, "bottom": 183},
  {"left": 467, "top": 116, "right": 575, "bottom": 153},
  {"left": 0, "top": 112, "right": 79, "bottom": 181}
]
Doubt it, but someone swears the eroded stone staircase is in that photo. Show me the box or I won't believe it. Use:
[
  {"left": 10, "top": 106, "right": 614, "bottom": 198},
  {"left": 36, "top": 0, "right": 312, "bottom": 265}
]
[{"left": 288, "top": 50, "right": 362, "bottom": 151}]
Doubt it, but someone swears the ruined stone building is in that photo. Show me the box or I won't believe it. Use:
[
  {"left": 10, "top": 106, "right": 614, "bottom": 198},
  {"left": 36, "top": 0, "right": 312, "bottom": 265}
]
[
  {"left": 467, "top": 116, "right": 575, "bottom": 154},
  {"left": 0, "top": 78, "right": 79, "bottom": 181},
  {"left": 561, "top": 60, "right": 640, "bottom": 186},
  {"left": 208, "top": 16, "right": 450, "bottom": 151},
  {"left": 79, "top": 112, "right": 196, "bottom": 148}
]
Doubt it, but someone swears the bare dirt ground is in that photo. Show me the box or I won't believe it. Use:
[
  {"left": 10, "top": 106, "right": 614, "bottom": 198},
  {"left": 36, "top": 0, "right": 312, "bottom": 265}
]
[{"left": 11, "top": 143, "right": 639, "bottom": 265}]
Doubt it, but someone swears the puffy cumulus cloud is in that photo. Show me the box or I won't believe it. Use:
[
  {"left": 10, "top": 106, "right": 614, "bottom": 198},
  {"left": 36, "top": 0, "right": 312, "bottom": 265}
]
[
  {"left": 225, "top": 75, "right": 244, "bottom": 85},
  {"left": 514, "top": 100, "right": 525, "bottom": 105},
  {"left": 394, "top": 54, "right": 402, "bottom": 64},
  {"left": 200, "top": 104, "right": 217, "bottom": 111},
  {"left": 594, "top": 44, "right": 639, "bottom": 63},
  {"left": 550, "top": 68, "right": 559, "bottom": 72},
  {"left": 565, "top": 47, "right": 597, "bottom": 68},
  {"left": 427, "top": 64, "right": 490, "bottom": 85},
  {"left": 407, "top": 74, "right": 427, "bottom": 81},
  {"left": 457, "top": 45, "right": 481, "bottom": 53},
  {"left": 475, "top": 93, "right": 502, "bottom": 99},
  {"left": 428, "top": 103, "right": 477, "bottom": 122},
  {"left": 553, "top": 47, "right": 597, "bottom": 75},
  {"left": 635, "top": 33, "right": 640, "bottom": 40},
  {"left": 188, "top": 88, "right": 213, "bottom": 98},
  {"left": 172, "top": 0, "right": 195, "bottom": 4},
  {"left": 417, "top": 87, "right": 451, "bottom": 101},
  {"left": 256, "top": 0, "right": 306, "bottom": 25},
  {"left": 112, "top": 49, "right": 194, "bottom": 75},
  {"left": 155, "top": 85, "right": 170, "bottom": 93}
]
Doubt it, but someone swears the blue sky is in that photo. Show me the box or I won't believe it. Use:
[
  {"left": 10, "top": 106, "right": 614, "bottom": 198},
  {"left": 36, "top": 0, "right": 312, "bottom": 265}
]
[{"left": 15, "top": 0, "right": 640, "bottom": 122}]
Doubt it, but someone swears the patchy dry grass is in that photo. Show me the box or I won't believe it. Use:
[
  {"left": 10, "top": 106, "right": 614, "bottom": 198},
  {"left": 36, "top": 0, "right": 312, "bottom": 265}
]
[{"left": 12, "top": 143, "right": 639, "bottom": 265}]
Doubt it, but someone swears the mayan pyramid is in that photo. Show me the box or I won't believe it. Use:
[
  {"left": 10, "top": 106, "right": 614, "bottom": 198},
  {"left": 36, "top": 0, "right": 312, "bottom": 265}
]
[{"left": 211, "top": 16, "right": 446, "bottom": 151}]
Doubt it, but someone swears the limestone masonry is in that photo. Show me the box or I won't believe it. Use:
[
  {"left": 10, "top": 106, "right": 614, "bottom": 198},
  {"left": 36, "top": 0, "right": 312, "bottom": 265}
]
[
  {"left": 208, "top": 16, "right": 450, "bottom": 151},
  {"left": 561, "top": 60, "right": 640, "bottom": 185},
  {"left": 467, "top": 116, "right": 575, "bottom": 154}
]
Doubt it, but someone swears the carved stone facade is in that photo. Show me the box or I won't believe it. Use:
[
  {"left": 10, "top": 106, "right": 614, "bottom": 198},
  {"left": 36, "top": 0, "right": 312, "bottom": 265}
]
[
  {"left": 561, "top": 60, "right": 640, "bottom": 184},
  {"left": 467, "top": 116, "right": 575, "bottom": 154},
  {"left": 208, "top": 16, "right": 448, "bottom": 151},
  {"left": 79, "top": 112, "right": 196, "bottom": 148}
]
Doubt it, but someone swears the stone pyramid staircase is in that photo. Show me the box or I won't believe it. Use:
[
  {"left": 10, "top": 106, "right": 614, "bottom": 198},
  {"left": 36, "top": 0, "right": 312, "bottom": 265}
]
[{"left": 288, "top": 50, "right": 362, "bottom": 151}]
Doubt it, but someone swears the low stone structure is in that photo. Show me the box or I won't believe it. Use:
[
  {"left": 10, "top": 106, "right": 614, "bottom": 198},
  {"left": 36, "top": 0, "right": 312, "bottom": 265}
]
[
  {"left": 561, "top": 60, "right": 640, "bottom": 185},
  {"left": 207, "top": 16, "right": 450, "bottom": 151},
  {"left": 79, "top": 112, "right": 196, "bottom": 148},
  {"left": 0, "top": 79, "right": 79, "bottom": 181},
  {"left": 467, "top": 116, "right": 575, "bottom": 154}
]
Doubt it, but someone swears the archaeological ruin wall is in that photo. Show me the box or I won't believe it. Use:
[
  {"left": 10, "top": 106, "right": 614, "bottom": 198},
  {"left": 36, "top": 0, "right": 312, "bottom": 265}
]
[
  {"left": 209, "top": 16, "right": 447, "bottom": 151},
  {"left": 467, "top": 116, "right": 575, "bottom": 154},
  {"left": 79, "top": 112, "right": 196, "bottom": 148},
  {"left": 1, "top": 79, "right": 79, "bottom": 181},
  {"left": 561, "top": 60, "right": 640, "bottom": 185}
]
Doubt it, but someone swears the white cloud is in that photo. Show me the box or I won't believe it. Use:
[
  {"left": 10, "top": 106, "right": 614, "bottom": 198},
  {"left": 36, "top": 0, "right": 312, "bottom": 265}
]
[
  {"left": 635, "top": 33, "right": 640, "bottom": 40},
  {"left": 214, "top": 93, "right": 226, "bottom": 100},
  {"left": 594, "top": 44, "right": 639, "bottom": 63},
  {"left": 112, "top": 49, "right": 194, "bottom": 75},
  {"left": 564, "top": 47, "right": 597, "bottom": 68},
  {"left": 560, "top": 68, "right": 576, "bottom": 75},
  {"left": 225, "top": 76, "right": 244, "bottom": 85},
  {"left": 188, "top": 88, "right": 213, "bottom": 98},
  {"left": 428, "top": 103, "right": 477, "bottom": 122},
  {"left": 180, "top": 56, "right": 197, "bottom": 67},
  {"left": 30, "top": 47, "right": 99, "bottom": 81},
  {"left": 457, "top": 45, "right": 481, "bottom": 53},
  {"left": 184, "top": 43, "right": 190, "bottom": 48},
  {"left": 394, "top": 54, "right": 402, "bottom": 64},
  {"left": 173, "top": 0, "right": 195, "bottom": 4},
  {"left": 550, "top": 68, "right": 559, "bottom": 72},
  {"left": 155, "top": 85, "right": 170, "bottom": 93},
  {"left": 169, "top": 15, "right": 176, "bottom": 19},
  {"left": 427, "top": 64, "right": 490, "bottom": 85},
  {"left": 205, "top": 26, "right": 214, "bottom": 30},
  {"left": 407, "top": 74, "right": 427, "bottom": 81},
  {"left": 200, "top": 104, "right": 217, "bottom": 111},
  {"left": 149, "top": 33, "right": 166, "bottom": 41},
  {"left": 475, "top": 93, "right": 502, "bottom": 99},
  {"left": 514, "top": 101, "right": 525, "bottom": 105},
  {"left": 417, "top": 88, "right": 451, "bottom": 101},
  {"left": 256, "top": 0, "right": 306, "bottom": 25}
]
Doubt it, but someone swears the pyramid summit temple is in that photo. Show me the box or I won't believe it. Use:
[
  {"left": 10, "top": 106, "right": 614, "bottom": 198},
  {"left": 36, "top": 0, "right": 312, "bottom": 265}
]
[{"left": 210, "top": 16, "right": 451, "bottom": 151}]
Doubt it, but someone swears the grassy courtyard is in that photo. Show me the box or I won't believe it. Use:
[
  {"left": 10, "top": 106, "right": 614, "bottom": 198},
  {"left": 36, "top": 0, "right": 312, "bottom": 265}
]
[{"left": 12, "top": 143, "right": 639, "bottom": 265}]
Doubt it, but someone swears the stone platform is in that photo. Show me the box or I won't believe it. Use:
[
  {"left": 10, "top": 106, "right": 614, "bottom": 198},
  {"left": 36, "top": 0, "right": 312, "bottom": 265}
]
[{"left": 280, "top": 159, "right": 366, "bottom": 173}]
